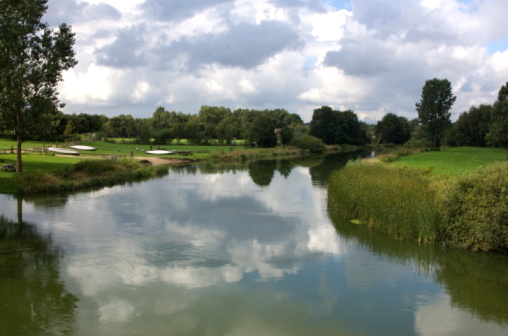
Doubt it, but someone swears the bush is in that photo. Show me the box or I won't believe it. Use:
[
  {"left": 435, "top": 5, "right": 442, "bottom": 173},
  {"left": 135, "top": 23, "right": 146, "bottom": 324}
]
[
  {"left": 292, "top": 135, "right": 325, "bottom": 153},
  {"left": 437, "top": 162, "right": 508, "bottom": 252}
]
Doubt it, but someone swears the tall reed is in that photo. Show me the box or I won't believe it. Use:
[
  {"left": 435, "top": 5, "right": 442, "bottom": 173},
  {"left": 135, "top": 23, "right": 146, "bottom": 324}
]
[{"left": 328, "top": 161, "right": 440, "bottom": 243}]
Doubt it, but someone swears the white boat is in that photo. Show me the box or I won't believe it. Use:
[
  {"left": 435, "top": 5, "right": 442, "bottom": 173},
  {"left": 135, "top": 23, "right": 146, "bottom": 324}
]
[
  {"left": 145, "top": 150, "right": 175, "bottom": 155},
  {"left": 48, "top": 147, "right": 80, "bottom": 155},
  {"left": 69, "top": 145, "right": 97, "bottom": 151}
]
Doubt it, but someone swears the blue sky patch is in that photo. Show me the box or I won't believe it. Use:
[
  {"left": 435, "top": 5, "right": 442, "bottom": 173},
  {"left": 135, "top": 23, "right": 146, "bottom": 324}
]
[
  {"left": 487, "top": 39, "right": 508, "bottom": 55},
  {"left": 324, "top": 0, "right": 351, "bottom": 10}
]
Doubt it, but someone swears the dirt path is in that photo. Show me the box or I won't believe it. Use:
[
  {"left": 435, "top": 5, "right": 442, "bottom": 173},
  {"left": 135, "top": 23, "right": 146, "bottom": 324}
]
[{"left": 134, "top": 156, "right": 192, "bottom": 166}]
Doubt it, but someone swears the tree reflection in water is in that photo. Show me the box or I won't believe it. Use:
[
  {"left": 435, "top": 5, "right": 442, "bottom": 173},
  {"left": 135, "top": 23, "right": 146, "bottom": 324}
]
[{"left": 0, "top": 214, "right": 78, "bottom": 336}]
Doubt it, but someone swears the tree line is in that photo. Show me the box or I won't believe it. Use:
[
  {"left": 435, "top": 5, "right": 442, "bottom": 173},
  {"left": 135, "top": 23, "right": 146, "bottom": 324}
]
[{"left": 2, "top": 80, "right": 507, "bottom": 157}]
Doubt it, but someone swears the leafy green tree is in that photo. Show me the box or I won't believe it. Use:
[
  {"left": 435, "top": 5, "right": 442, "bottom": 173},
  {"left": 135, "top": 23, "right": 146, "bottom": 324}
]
[
  {"left": 198, "top": 105, "right": 231, "bottom": 140},
  {"left": 249, "top": 114, "right": 277, "bottom": 147},
  {"left": 375, "top": 113, "right": 411, "bottom": 145},
  {"left": 266, "top": 108, "right": 303, "bottom": 128},
  {"left": 279, "top": 127, "right": 294, "bottom": 148},
  {"left": 151, "top": 106, "right": 172, "bottom": 131},
  {"left": 0, "top": 0, "right": 77, "bottom": 172},
  {"left": 490, "top": 81, "right": 508, "bottom": 159},
  {"left": 309, "top": 106, "right": 339, "bottom": 145},
  {"left": 415, "top": 78, "right": 456, "bottom": 148},
  {"left": 217, "top": 114, "right": 241, "bottom": 145},
  {"left": 171, "top": 122, "right": 186, "bottom": 144},
  {"left": 135, "top": 119, "right": 152, "bottom": 144},
  {"left": 184, "top": 120, "right": 202, "bottom": 145},
  {"left": 105, "top": 114, "right": 136, "bottom": 138},
  {"left": 449, "top": 104, "right": 491, "bottom": 147},
  {"left": 234, "top": 108, "right": 259, "bottom": 139},
  {"left": 336, "top": 109, "right": 368, "bottom": 145},
  {"left": 310, "top": 106, "right": 367, "bottom": 145}
]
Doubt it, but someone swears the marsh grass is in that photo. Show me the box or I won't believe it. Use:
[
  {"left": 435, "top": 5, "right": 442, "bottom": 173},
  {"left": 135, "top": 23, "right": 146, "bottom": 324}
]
[
  {"left": 14, "top": 159, "right": 168, "bottom": 195},
  {"left": 328, "top": 161, "right": 440, "bottom": 243}
]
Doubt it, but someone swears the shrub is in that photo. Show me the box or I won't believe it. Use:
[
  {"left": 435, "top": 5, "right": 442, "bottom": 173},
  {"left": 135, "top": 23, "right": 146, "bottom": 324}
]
[
  {"left": 292, "top": 135, "right": 325, "bottom": 153},
  {"left": 437, "top": 162, "right": 508, "bottom": 252}
]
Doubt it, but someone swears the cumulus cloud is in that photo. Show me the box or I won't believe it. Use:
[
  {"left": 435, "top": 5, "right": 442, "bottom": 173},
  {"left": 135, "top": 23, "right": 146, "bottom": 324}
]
[{"left": 47, "top": 0, "right": 508, "bottom": 121}]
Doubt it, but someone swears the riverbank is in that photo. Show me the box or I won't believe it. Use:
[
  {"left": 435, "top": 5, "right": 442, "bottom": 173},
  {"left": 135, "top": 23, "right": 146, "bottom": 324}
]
[
  {"left": 11, "top": 159, "right": 170, "bottom": 195},
  {"left": 0, "top": 139, "right": 351, "bottom": 195},
  {"left": 328, "top": 147, "right": 508, "bottom": 253}
]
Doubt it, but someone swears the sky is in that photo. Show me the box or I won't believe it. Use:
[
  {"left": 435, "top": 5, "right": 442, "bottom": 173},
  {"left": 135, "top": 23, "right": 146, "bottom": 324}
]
[{"left": 44, "top": 0, "right": 508, "bottom": 123}]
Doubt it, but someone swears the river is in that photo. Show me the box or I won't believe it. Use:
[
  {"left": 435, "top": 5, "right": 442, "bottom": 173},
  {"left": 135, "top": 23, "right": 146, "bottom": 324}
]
[{"left": 0, "top": 152, "right": 507, "bottom": 335}]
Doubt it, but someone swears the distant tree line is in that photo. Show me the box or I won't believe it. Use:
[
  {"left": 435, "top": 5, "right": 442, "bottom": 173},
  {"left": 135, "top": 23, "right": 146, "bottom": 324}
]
[
  {"left": 0, "top": 105, "right": 305, "bottom": 147},
  {"left": 1, "top": 78, "right": 507, "bottom": 156}
]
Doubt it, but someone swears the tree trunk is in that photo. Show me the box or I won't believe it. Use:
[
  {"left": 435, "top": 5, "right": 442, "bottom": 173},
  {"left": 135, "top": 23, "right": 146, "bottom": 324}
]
[
  {"left": 16, "top": 134, "right": 23, "bottom": 173},
  {"left": 16, "top": 109, "right": 23, "bottom": 173}
]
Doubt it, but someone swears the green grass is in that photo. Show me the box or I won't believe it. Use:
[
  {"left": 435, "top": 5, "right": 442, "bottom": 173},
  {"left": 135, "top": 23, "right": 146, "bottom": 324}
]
[{"left": 390, "top": 147, "right": 505, "bottom": 176}]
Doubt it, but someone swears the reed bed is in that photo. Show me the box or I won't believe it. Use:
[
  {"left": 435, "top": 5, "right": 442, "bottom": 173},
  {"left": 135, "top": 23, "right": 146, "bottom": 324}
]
[{"left": 328, "top": 161, "right": 440, "bottom": 243}]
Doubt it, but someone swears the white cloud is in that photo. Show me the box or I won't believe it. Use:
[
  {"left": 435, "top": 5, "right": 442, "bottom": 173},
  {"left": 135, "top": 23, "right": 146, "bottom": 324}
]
[
  {"left": 415, "top": 294, "right": 508, "bottom": 336},
  {"left": 47, "top": 0, "right": 508, "bottom": 122}
]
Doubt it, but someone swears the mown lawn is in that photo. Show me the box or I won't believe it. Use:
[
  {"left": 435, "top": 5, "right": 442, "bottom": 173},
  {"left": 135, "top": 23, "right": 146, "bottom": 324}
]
[{"left": 390, "top": 147, "right": 506, "bottom": 176}]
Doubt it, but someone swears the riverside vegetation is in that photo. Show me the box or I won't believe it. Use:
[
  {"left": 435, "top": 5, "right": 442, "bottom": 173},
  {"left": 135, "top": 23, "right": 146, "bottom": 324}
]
[
  {"left": 328, "top": 147, "right": 508, "bottom": 253},
  {"left": 11, "top": 159, "right": 169, "bottom": 195},
  {"left": 0, "top": 138, "right": 340, "bottom": 195}
]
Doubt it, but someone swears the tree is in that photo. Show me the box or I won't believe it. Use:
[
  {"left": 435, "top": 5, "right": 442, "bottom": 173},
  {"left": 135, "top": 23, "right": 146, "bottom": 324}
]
[
  {"left": 375, "top": 113, "right": 411, "bottom": 145},
  {"left": 310, "top": 106, "right": 368, "bottom": 145},
  {"left": 415, "top": 78, "right": 456, "bottom": 148},
  {"left": 336, "top": 109, "right": 367, "bottom": 145},
  {"left": 490, "top": 81, "right": 508, "bottom": 160},
  {"left": 279, "top": 127, "right": 294, "bottom": 148},
  {"left": 0, "top": 0, "right": 77, "bottom": 172},
  {"left": 309, "top": 106, "right": 339, "bottom": 145},
  {"left": 151, "top": 106, "right": 172, "bottom": 131},
  {"left": 448, "top": 104, "right": 491, "bottom": 147},
  {"left": 249, "top": 114, "right": 277, "bottom": 148}
]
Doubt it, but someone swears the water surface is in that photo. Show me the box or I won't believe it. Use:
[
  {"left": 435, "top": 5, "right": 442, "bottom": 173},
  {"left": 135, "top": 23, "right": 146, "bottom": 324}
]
[{"left": 1, "top": 154, "right": 507, "bottom": 335}]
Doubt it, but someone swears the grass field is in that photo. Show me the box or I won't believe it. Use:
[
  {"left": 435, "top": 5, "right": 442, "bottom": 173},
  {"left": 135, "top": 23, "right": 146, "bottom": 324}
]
[{"left": 390, "top": 147, "right": 506, "bottom": 176}]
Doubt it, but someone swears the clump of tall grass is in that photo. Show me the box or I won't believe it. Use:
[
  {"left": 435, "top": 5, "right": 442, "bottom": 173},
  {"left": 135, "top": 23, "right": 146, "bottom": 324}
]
[
  {"left": 436, "top": 161, "right": 508, "bottom": 253},
  {"left": 328, "top": 161, "right": 440, "bottom": 243},
  {"left": 14, "top": 159, "right": 168, "bottom": 195}
]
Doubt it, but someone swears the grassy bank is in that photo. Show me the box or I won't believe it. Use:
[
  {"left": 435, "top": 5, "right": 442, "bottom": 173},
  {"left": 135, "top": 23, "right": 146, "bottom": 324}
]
[
  {"left": 12, "top": 159, "right": 169, "bottom": 195},
  {"left": 328, "top": 147, "right": 508, "bottom": 253},
  {"left": 0, "top": 138, "right": 340, "bottom": 195}
]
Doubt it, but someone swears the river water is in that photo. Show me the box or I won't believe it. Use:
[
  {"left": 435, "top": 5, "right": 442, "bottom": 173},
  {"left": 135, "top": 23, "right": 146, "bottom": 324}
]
[{"left": 1, "top": 153, "right": 507, "bottom": 335}]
